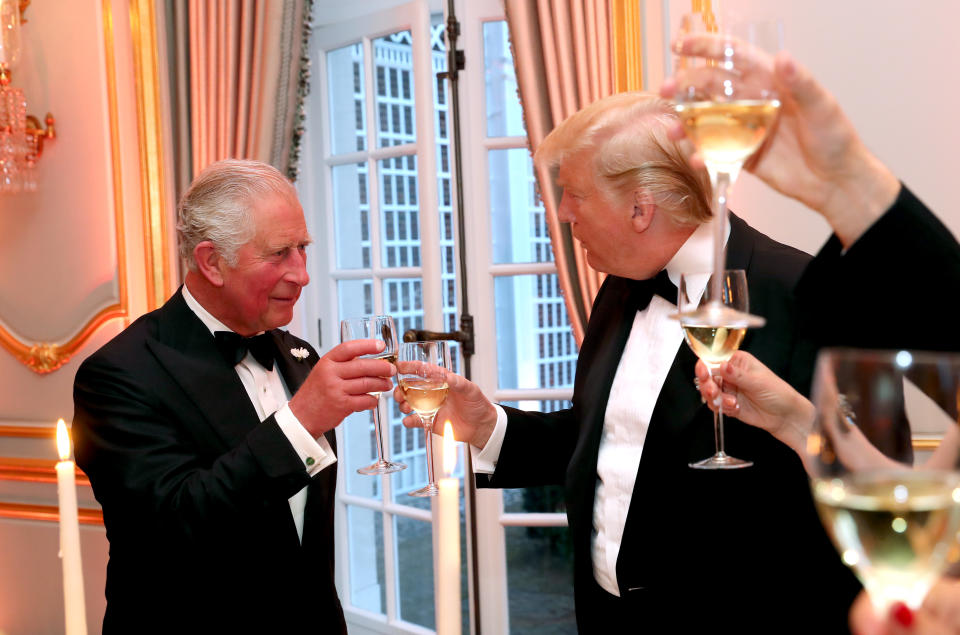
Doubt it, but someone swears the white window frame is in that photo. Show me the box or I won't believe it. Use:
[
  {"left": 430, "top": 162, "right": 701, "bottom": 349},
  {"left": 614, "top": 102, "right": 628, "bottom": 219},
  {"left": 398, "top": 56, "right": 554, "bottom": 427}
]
[
  {"left": 299, "top": 1, "right": 449, "bottom": 633},
  {"left": 454, "top": 1, "right": 572, "bottom": 632}
]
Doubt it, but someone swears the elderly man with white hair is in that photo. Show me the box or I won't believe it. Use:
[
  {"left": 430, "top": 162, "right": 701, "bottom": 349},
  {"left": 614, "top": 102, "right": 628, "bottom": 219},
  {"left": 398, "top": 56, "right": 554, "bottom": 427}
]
[{"left": 73, "top": 159, "right": 392, "bottom": 634}]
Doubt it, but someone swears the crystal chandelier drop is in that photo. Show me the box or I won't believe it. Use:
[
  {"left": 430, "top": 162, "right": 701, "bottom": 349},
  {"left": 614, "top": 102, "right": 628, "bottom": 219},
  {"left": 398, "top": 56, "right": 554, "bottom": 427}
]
[{"left": 0, "top": 0, "right": 54, "bottom": 194}]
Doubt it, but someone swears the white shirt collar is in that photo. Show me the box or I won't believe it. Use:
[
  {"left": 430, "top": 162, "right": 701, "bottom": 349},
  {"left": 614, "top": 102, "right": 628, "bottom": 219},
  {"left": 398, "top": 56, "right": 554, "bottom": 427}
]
[
  {"left": 664, "top": 212, "right": 730, "bottom": 286},
  {"left": 182, "top": 284, "right": 236, "bottom": 337}
]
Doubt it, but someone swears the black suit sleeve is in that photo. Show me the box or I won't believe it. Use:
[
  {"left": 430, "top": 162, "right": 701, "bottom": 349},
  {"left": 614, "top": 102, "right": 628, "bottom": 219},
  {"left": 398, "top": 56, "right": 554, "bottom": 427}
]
[
  {"left": 797, "top": 184, "right": 960, "bottom": 352},
  {"left": 476, "top": 405, "right": 577, "bottom": 489}
]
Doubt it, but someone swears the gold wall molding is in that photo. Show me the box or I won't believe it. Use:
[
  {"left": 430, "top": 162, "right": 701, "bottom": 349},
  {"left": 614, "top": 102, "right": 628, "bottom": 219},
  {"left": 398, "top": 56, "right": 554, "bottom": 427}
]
[
  {"left": 0, "top": 457, "right": 91, "bottom": 486},
  {"left": 611, "top": 0, "right": 643, "bottom": 92},
  {"left": 131, "top": 0, "right": 174, "bottom": 311},
  {"left": 0, "top": 502, "right": 102, "bottom": 525},
  {"left": 0, "top": 424, "right": 55, "bottom": 439},
  {"left": 0, "top": 0, "right": 129, "bottom": 374}
]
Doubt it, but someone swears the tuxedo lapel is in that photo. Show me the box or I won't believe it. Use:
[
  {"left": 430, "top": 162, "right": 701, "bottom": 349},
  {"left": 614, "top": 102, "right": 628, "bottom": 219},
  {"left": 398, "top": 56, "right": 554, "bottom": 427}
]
[
  {"left": 271, "top": 331, "right": 336, "bottom": 453},
  {"left": 145, "top": 291, "right": 263, "bottom": 449}
]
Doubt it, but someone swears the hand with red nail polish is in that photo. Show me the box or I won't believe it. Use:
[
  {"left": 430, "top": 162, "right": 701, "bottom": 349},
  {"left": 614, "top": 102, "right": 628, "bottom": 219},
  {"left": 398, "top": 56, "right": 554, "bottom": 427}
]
[{"left": 849, "top": 583, "right": 960, "bottom": 635}]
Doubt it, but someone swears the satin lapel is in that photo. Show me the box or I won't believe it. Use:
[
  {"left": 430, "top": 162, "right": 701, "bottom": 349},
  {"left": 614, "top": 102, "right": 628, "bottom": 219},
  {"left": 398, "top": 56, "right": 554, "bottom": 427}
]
[
  {"left": 567, "top": 278, "right": 647, "bottom": 524},
  {"left": 145, "top": 291, "right": 262, "bottom": 450},
  {"left": 271, "top": 331, "right": 335, "bottom": 452},
  {"left": 271, "top": 330, "right": 312, "bottom": 393}
]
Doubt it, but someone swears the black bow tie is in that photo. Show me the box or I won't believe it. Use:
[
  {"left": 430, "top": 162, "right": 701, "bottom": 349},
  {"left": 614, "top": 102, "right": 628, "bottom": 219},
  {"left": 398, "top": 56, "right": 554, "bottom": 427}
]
[
  {"left": 636, "top": 270, "right": 677, "bottom": 310},
  {"left": 214, "top": 331, "right": 278, "bottom": 370}
]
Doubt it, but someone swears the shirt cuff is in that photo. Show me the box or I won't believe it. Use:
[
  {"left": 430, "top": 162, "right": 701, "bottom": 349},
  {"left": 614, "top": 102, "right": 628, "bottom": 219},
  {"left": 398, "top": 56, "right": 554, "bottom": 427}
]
[
  {"left": 471, "top": 404, "right": 507, "bottom": 474},
  {"left": 275, "top": 403, "right": 337, "bottom": 476}
]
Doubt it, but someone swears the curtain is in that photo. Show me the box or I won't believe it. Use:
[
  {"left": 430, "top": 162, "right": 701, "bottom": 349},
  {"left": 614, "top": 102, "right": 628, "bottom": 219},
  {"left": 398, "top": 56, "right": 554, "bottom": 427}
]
[
  {"left": 504, "top": 0, "right": 614, "bottom": 346},
  {"left": 167, "top": 0, "right": 312, "bottom": 200}
]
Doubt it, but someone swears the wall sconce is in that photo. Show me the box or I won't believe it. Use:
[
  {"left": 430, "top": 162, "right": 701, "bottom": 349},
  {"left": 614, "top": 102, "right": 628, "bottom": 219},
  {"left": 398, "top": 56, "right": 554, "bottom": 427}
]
[{"left": 0, "top": 0, "right": 55, "bottom": 194}]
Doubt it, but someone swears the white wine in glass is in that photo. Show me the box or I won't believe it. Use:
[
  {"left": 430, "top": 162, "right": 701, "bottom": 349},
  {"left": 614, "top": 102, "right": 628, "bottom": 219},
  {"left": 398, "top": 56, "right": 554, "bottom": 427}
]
[
  {"left": 678, "top": 269, "right": 755, "bottom": 469},
  {"left": 672, "top": 12, "right": 782, "bottom": 326},
  {"left": 398, "top": 340, "right": 452, "bottom": 497},
  {"left": 808, "top": 349, "right": 960, "bottom": 612},
  {"left": 340, "top": 315, "right": 406, "bottom": 475}
]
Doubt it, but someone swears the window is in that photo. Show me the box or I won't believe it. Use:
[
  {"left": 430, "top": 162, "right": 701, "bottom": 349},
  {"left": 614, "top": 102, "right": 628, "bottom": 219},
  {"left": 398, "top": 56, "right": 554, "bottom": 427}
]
[{"left": 305, "top": 2, "right": 577, "bottom": 632}]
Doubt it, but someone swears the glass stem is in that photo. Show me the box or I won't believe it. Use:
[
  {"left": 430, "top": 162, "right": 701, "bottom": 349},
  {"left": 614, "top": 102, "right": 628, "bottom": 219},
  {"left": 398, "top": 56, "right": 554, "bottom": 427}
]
[
  {"left": 714, "top": 372, "right": 726, "bottom": 457},
  {"left": 423, "top": 414, "right": 436, "bottom": 485},
  {"left": 706, "top": 165, "right": 738, "bottom": 301},
  {"left": 372, "top": 397, "right": 387, "bottom": 464}
]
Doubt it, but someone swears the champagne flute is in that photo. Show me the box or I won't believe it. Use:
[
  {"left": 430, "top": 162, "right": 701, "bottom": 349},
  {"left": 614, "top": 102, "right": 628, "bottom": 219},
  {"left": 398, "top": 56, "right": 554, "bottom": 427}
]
[
  {"left": 673, "top": 12, "right": 781, "bottom": 327},
  {"left": 807, "top": 349, "right": 960, "bottom": 612},
  {"left": 678, "top": 269, "right": 756, "bottom": 469},
  {"left": 340, "top": 315, "right": 406, "bottom": 475},
  {"left": 398, "top": 340, "right": 451, "bottom": 497}
]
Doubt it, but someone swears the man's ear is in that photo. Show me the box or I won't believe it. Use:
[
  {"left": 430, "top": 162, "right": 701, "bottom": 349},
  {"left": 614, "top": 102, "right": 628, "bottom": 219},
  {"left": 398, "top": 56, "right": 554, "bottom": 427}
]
[
  {"left": 194, "top": 241, "right": 225, "bottom": 287},
  {"left": 631, "top": 189, "right": 657, "bottom": 233}
]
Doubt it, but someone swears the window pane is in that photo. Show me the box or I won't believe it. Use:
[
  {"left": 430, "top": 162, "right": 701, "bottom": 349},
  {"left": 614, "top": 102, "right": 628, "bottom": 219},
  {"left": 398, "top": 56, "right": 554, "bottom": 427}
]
[
  {"left": 338, "top": 279, "right": 374, "bottom": 321},
  {"left": 332, "top": 164, "right": 371, "bottom": 269},
  {"left": 395, "top": 515, "right": 434, "bottom": 628},
  {"left": 488, "top": 149, "right": 551, "bottom": 265},
  {"left": 347, "top": 505, "right": 386, "bottom": 614},
  {"left": 328, "top": 43, "right": 366, "bottom": 155},
  {"left": 341, "top": 409, "right": 383, "bottom": 499},
  {"left": 379, "top": 157, "right": 420, "bottom": 269},
  {"left": 484, "top": 21, "right": 524, "bottom": 137},
  {"left": 375, "top": 31, "right": 416, "bottom": 148},
  {"left": 494, "top": 275, "right": 578, "bottom": 390},
  {"left": 505, "top": 525, "right": 576, "bottom": 634}
]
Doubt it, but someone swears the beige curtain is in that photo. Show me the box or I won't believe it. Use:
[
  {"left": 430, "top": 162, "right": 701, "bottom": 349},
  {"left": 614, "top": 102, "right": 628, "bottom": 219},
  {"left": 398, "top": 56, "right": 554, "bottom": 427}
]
[
  {"left": 504, "top": 0, "right": 613, "bottom": 346},
  {"left": 167, "top": 0, "right": 311, "bottom": 199}
]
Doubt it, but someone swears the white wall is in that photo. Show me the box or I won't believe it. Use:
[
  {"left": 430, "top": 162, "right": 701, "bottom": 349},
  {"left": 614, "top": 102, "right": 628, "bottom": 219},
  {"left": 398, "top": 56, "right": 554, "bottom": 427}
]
[{"left": 644, "top": 0, "right": 959, "bottom": 256}]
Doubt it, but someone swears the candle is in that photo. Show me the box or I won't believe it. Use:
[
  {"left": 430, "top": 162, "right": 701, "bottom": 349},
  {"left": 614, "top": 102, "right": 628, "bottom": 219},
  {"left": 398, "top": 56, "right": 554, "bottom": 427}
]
[
  {"left": 436, "top": 421, "right": 461, "bottom": 635},
  {"left": 56, "top": 419, "right": 87, "bottom": 635}
]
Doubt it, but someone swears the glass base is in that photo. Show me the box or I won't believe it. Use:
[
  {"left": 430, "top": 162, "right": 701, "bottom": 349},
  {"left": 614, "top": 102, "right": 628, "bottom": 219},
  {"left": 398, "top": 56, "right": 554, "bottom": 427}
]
[
  {"left": 673, "top": 304, "right": 766, "bottom": 329},
  {"left": 689, "top": 452, "right": 753, "bottom": 470},
  {"left": 357, "top": 460, "right": 407, "bottom": 475},
  {"left": 408, "top": 482, "right": 440, "bottom": 497}
]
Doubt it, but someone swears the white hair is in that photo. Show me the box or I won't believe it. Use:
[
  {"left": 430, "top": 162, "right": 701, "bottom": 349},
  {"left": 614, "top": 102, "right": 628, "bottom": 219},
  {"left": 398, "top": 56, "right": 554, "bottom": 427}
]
[{"left": 176, "top": 159, "right": 298, "bottom": 270}]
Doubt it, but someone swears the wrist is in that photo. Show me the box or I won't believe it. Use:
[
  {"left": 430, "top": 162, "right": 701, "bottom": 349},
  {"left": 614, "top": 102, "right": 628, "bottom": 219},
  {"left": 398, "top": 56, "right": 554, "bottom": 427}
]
[
  {"left": 821, "top": 146, "right": 900, "bottom": 249},
  {"left": 469, "top": 404, "right": 499, "bottom": 449}
]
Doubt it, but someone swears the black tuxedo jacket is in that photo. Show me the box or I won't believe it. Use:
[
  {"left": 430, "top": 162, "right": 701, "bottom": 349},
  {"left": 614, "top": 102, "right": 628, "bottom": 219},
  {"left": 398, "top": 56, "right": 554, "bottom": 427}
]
[{"left": 73, "top": 289, "right": 346, "bottom": 634}]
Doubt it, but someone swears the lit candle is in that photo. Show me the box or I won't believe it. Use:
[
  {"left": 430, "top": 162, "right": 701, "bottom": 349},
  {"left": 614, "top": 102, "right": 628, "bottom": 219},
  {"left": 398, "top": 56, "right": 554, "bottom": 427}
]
[
  {"left": 436, "top": 421, "right": 462, "bottom": 635},
  {"left": 56, "top": 419, "right": 87, "bottom": 635}
]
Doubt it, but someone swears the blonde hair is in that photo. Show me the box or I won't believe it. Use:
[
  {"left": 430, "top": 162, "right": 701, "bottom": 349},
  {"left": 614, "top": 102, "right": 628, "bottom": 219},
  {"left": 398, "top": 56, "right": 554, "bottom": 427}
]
[
  {"left": 533, "top": 92, "right": 712, "bottom": 225},
  {"left": 177, "top": 159, "right": 298, "bottom": 271}
]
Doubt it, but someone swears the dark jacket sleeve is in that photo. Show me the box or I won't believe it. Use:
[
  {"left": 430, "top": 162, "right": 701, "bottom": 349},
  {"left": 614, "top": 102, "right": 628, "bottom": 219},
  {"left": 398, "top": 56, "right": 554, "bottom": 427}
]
[{"left": 796, "top": 184, "right": 960, "bottom": 352}]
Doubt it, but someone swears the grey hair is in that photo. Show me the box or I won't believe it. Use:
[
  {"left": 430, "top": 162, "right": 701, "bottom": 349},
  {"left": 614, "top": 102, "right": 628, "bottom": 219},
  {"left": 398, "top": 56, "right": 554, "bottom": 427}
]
[
  {"left": 534, "top": 92, "right": 712, "bottom": 226},
  {"left": 176, "top": 159, "right": 298, "bottom": 270}
]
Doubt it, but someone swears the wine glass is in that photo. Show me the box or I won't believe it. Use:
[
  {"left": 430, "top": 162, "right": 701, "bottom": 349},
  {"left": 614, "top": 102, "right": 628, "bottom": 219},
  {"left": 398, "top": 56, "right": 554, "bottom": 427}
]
[
  {"left": 678, "top": 269, "right": 759, "bottom": 469},
  {"left": 807, "top": 349, "right": 960, "bottom": 613},
  {"left": 340, "top": 315, "right": 406, "bottom": 475},
  {"left": 397, "top": 340, "right": 451, "bottom": 497},
  {"left": 672, "top": 12, "right": 781, "bottom": 326}
]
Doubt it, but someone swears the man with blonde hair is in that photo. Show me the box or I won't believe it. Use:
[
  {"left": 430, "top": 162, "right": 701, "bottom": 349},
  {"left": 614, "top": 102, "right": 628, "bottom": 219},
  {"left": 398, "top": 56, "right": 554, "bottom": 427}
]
[
  {"left": 73, "top": 159, "right": 391, "bottom": 633},
  {"left": 396, "top": 92, "right": 858, "bottom": 630}
]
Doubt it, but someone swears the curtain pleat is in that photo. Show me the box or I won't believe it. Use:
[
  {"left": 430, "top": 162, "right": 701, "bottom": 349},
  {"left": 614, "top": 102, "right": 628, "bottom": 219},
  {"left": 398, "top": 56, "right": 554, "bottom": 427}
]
[
  {"left": 506, "top": 0, "right": 616, "bottom": 345},
  {"left": 170, "top": 0, "right": 311, "bottom": 201}
]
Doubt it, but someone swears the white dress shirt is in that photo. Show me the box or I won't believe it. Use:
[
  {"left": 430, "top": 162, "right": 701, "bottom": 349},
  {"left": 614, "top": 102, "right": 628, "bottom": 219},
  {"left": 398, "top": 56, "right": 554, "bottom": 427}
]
[
  {"left": 474, "top": 217, "right": 724, "bottom": 596},
  {"left": 182, "top": 285, "right": 336, "bottom": 542}
]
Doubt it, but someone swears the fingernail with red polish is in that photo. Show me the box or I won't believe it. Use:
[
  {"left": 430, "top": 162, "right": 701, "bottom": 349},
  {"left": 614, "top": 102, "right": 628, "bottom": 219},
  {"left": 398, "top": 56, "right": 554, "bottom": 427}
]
[{"left": 890, "top": 602, "right": 914, "bottom": 628}]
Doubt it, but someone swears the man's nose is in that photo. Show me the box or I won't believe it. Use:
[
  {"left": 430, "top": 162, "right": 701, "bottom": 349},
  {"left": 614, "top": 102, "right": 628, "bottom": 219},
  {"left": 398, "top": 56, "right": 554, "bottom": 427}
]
[{"left": 287, "top": 249, "right": 310, "bottom": 286}]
